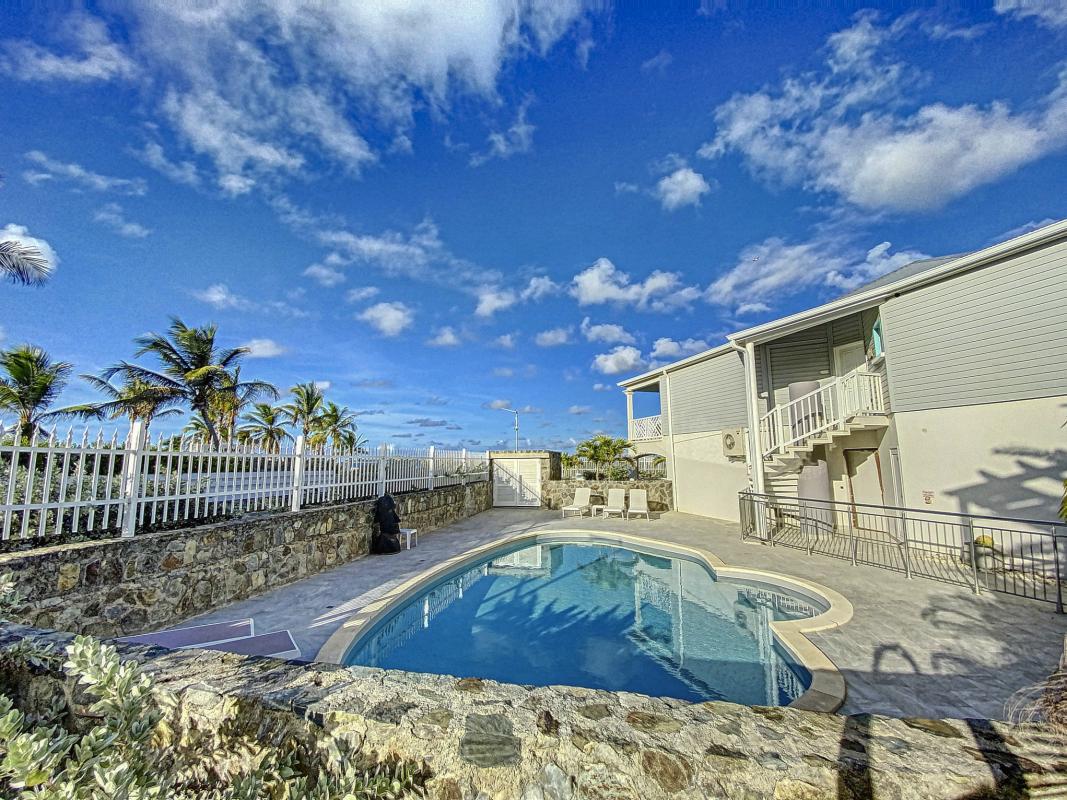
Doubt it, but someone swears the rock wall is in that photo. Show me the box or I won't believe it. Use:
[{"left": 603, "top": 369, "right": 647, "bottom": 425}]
[
  {"left": 540, "top": 480, "right": 673, "bottom": 512},
  {"left": 0, "top": 480, "right": 491, "bottom": 637},
  {"left": 0, "top": 622, "right": 1059, "bottom": 800}
]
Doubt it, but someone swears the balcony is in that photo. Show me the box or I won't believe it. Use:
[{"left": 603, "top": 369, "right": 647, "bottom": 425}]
[{"left": 629, "top": 414, "right": 663, "bottom": 441}]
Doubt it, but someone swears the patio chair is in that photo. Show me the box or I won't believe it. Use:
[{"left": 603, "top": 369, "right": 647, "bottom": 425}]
[
  {"left": 562, "top": 487, "right": 592, "bottom": 518},
  {"left": 603, "top": 487, "right": 627, "bottom": 519},
  {"left": 627, "top": 489, "right": 650, "bottom": 520}
]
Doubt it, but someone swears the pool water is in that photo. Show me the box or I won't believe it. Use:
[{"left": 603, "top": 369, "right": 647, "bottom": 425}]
[{"left": 344, "top": 541, "right": 822, "bottom": 705}]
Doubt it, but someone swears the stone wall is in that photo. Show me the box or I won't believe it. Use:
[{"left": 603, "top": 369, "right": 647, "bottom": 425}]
[
  {"left": 0, "top": 621, "right": 1059, "bottom": 800},
  {"left": 0, "top": 480, "right": 491, "bottom": 638},
  {"left": 540, "top": 480, "right": 673, "bottom": 512}
]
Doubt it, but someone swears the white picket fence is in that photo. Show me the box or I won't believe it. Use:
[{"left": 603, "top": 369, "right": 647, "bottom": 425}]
[
  {"left": 562, "top": 454, "right": 668, "bottom": 480},
  {"left": 0, "top": 420, "right": 489, "bottom": 541}
]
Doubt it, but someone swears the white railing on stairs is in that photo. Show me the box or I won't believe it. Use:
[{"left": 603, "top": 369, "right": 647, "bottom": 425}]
[{"left": 759, "top": 368, "right": 884, "bottom": 459}]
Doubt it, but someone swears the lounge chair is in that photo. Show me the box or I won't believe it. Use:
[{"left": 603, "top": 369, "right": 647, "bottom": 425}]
[
  {"left": 603, "top": 487, "right": 627, "bottom": 519},
  {"left": 627, "top": 489, "right": 650, "bottom": 520},
  {"left": 562, "top": 486, "right": 592, "bottom": 518}
]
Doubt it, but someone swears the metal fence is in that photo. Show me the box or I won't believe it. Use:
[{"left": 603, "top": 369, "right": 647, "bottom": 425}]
[
  {"left": 739, "top": 491, "right": 1065, "bottom": 612},
  {"left": 0, "top": 420, "right": 489, "bottom": 542},
  {"left": 562, "top": 455, "right": 668, "bottom": 480}
]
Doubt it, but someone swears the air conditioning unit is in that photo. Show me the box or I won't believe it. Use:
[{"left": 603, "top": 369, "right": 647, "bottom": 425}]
[{"left": 722, "top": 427, "right": 747, "bottom": 458}]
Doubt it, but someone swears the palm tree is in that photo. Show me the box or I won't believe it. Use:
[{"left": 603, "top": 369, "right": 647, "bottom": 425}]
[
  {"left": 0, "top": 345, "right": 76, "bottom": 439},
  {"left": 0, "top": 240, "right": 52, "bottom": 286},
  {"left": 310, "top": 401, "right": 364, "bottom": 450},
  {"left": 238, "top": 403, "right": 292, "bottom": 452},
  {"left": 109, "top": 318, "right": 276, "bottom": 446},
  {"left": 212, "top": 366, "right": 276, "bottom": 440},
  {"left": 181, "top": 414, "right": 214, "bottom": 446},
  {"left": 575, "top": 434, "right": 635, "bottom": 479},
  {"left": 74, "top": 372, "right": 184, "bottom": 435},
  {"left": 282, "top": 382, "right": 325, "bottom": 438}
]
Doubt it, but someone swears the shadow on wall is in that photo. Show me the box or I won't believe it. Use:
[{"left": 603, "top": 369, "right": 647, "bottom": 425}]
[{"left": 946, "top": 446, "right": 1067, "bottom": 522}]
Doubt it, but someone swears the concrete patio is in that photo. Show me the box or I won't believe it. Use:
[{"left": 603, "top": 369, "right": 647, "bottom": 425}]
[{"left": 175, "top": 508, "right": 1067, "bottom": 720}]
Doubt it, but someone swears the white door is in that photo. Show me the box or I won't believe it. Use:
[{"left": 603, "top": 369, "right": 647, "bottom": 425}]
[
  {"left": 833, "top": 341, "right": 866, "bottom": 376},
  {"left": 492, "top": 458, "right": 542, "bottom": 507}
]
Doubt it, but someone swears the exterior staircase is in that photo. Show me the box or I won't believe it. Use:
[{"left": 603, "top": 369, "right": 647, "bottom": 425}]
[{"left": 758, "top": 367, "right": 889, "bottom": 477}]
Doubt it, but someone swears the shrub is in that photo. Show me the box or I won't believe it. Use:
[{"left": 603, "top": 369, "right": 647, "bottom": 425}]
[{"left": 0, "top": 573, "right": 424, "bottom": 798}]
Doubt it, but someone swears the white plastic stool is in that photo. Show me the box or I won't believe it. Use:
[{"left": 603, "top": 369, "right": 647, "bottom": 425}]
[{"left": 401, "top": 528, "right": 418, "bottom": 549}]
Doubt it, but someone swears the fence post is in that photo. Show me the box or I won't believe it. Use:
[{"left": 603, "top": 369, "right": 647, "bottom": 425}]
[
  {"left": 427, "top": 446, "right": 435, "bottom": 491},
  {"left": 290, "top": 434, "right": 306, "bottom": 513},
  {"left": 901, "top": 510, "right": 912, "bottom": 579},
  {"left": 1052, "top": 526, "right": 1063, "bottom": 614},
  {"left": 120, "top": 418, "right": 147, "bottom": 538},
  {"left": 460, "top": 448, "right": 467, "bottom": 486},
  {"left": 377, "top": 443, "right": 388, "bottom": 497},
  {"left": 965, "top": 517, "right": 981, "bottom": 595}
]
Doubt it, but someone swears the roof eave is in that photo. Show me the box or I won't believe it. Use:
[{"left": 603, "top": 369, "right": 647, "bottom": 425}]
[{"left": 728, "top": 218, "right": 1067, "bottom": 346}]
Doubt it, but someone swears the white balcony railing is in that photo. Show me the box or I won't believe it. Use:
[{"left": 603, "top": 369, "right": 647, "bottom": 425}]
[
  {"left": 759, "top": 367, "right": 885, "bottom": 458},
  {"left": 629, "top": 414, "right": 663, "bottom": 441}
]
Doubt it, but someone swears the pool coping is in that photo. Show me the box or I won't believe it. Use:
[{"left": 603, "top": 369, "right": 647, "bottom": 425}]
[{"left": 315, "top": 528, "right": 854, "bottom": 713}]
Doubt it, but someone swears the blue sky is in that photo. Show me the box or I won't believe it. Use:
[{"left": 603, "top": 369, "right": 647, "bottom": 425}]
[{"left": 2, "top": 1, "right": 1066, "bottom": 449}]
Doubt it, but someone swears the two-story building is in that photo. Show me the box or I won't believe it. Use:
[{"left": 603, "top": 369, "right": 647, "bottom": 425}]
[{"left": 620, "top": 218, "right": 1067, "bottom": 524}]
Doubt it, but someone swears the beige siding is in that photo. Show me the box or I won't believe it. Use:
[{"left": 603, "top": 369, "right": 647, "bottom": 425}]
[
  {"left": 668, "top": 351, "right": 748, "bottom": 435},
  {"left": 881, "top": 237, "right": 1067, "bottom": 412}
]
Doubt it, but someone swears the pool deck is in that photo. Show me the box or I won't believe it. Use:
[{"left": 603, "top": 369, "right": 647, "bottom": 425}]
[{"left": 175, "top": 508, "right": 1067, "bottom": 720}]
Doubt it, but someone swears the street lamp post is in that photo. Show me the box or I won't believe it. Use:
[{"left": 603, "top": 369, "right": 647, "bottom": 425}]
[{"left": 498, "top": 407, "right": 519, "bottom": 450}]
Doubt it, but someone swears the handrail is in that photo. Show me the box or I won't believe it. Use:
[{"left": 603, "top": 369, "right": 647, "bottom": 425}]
[
  {"left": 758, "top": 367, "right": 884, "bottom": 458},
  {"left": 629, "top": 414, "right": 663, "bottom": 441},
  {"left": 739, "top": 490, "right": 1064, "bottom": 530}
]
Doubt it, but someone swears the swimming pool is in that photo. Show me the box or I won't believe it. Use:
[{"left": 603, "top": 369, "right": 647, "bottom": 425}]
[{"left": 343, "top": 539, "right": 827, "bottom": 705}]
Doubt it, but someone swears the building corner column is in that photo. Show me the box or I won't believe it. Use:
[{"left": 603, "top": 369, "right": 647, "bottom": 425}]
[{"left": 743, "top": 341, "right": 765, "bottom": 495}]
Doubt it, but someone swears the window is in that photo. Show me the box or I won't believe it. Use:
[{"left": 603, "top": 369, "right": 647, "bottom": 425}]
[{"left": 871, "top": 318, "right": 885, "bottom": 359}]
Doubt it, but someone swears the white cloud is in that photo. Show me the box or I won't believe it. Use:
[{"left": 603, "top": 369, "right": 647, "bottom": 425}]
[
  {"left": 483, "top": 399, "right": 512, "bottom": 410},
  {"left": 493, "top": 367, "right": 515, "bottom": 377},
  {"left": 995, "top": 0, "right": 1067, "bottom": 28},
  {"left": 520, "top": 275, "right": 559, "bottom": 301},
  {"left": 571, "top": 257, "right": 701, "bottom": 312},
  {"left": 568, "top": 405, "right": 591, "bottom": 415},
  {"left": 358, "top": 301, "right": 414, "bottom": 337},
  {"left": 592, "top": 345, "right": 645, "bottom": 375},
  {"left": 641, "top": 50, "right": 673, "bottom": 74},
  {"left": 24, "top": 151, "right": 146, "bottom": 195},
  {"left": 580, "top": 316, "right": 635, "bottom": 344},
  {"left": 0, "top": 13, "right": 138, "bottom": 83},
  {"left": 241, "top": 338, "right": 287, "bottom": 358},
  {"left": 535, "top": 327, "right": 572, "bottom": 346},
  {"left": 0, "top": 223, "right": 60, "bottom": 272},
  {"left": 345, "top": 286, "right": 380, "bottom": 303},
  {"left": 614, "top": 181, "right": 640, "bottom": 194},
  {"left": 592, "top": 383, "right": 611, "bottom": 391},
  {"left": 650, "top": 337, "right": 710, "bottom": 360},
  {"left": 517, "top": 404, "right": 541, "bottom": 414},
  {"left": 735, "top": 302, "right": 772, "bottom": 316},
  {"left": 131, "top": 142, "right": 200, "bottom": 186},
  {"left": 303, "top": 263, "right": 345, "bottom": 287},
  {"left": 92, "top": 203, "right": 151, "bottom": 238},
  {"left": 707, "top": 235, "right": 929, "bottom": 312},
  {"left": 0, "top": 327, "right": 5, "bottom": 345},
  {"left": 470, "top": 97, "right": 536, "bottom": 166},
  {"left": 428, "top": 326, "right": 461, "bottom": 347},
  {"left": 993, "top": 218, "right": 1059, "bottom": 242},
  {"left": 313, "top": 380, "right": 332, "bottom": 391},
  {"left": 192, "top": 283, "right": 310, "bottom": 317},
  {"left": 494, "top": 333, "right": 517, "bottom": 348},
  {"left": 84, "top": 1, "right": 591, "bottom": 191},
  {"left": 700, "top": 12, "right": 1067, "bottom": 212},
  {"left": 655, "top": 166, "right": 712, "bottom": 211},
  {"left": 475, "top": 287, "right": 517, "bottom": 317}
]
